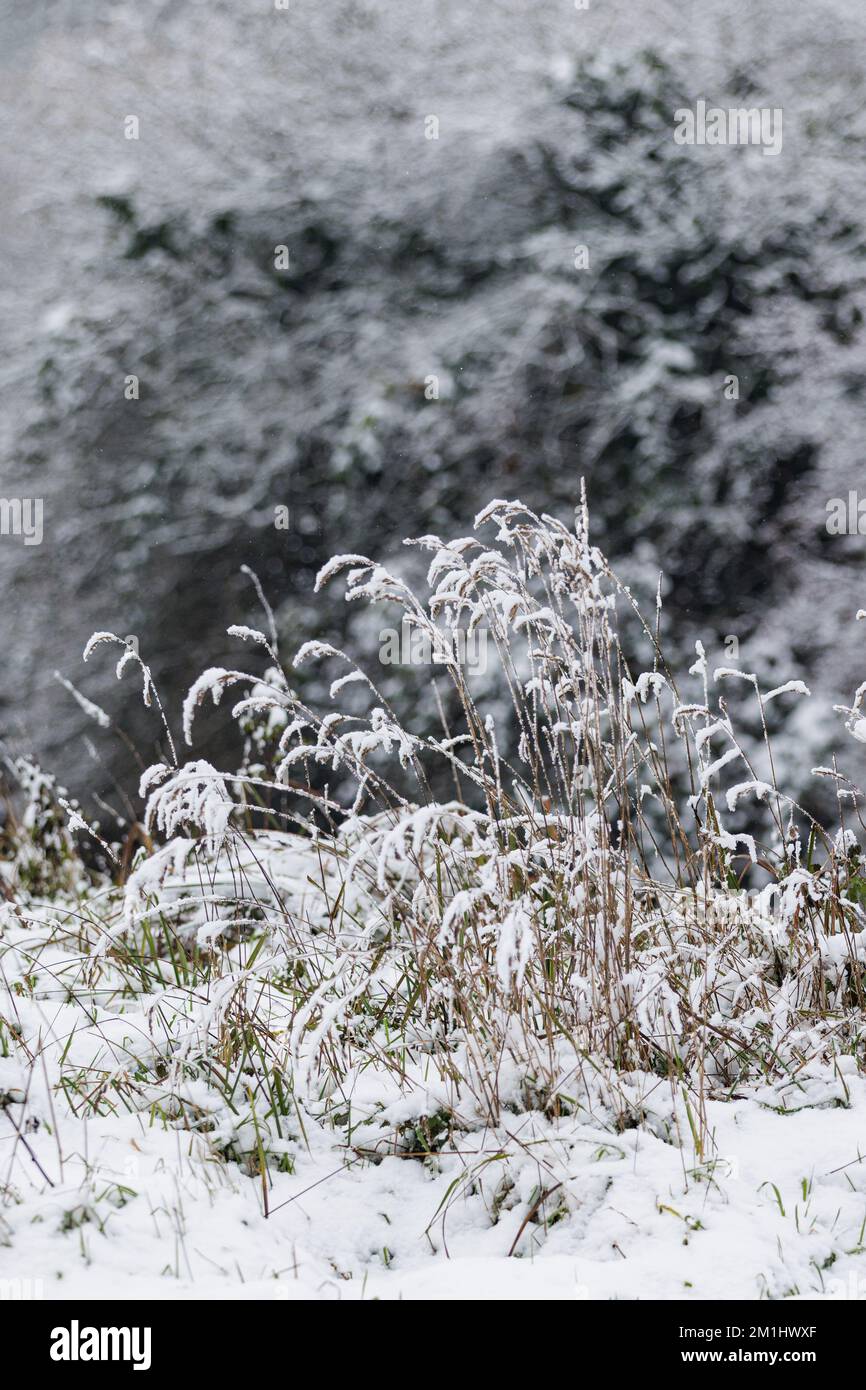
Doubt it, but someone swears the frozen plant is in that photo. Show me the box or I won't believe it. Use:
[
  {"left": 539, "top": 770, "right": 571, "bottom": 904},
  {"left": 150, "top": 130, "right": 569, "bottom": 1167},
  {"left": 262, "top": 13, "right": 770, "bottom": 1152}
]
[{"left": 5, "top": 490, "right": 866, "bottom": 1238}]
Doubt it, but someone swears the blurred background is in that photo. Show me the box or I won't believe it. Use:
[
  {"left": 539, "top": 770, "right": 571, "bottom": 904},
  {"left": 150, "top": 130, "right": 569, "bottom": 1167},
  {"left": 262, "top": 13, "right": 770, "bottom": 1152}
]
[{"left": 2, "top": 0, "right": 866, "bottom": 826}]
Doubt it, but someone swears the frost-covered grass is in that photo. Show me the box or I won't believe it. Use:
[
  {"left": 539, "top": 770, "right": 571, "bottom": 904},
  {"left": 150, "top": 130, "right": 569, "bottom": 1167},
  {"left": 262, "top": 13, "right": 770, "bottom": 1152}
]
[{"left": 4, "top": 498, "right": 866, "bottom": 1299}]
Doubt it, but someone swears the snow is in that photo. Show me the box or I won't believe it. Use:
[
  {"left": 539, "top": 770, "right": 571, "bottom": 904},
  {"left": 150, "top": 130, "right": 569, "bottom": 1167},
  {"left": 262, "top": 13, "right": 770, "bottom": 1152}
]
[
  {"left": 2, "top": 787, "right": 865, "bottom": 1301},
  {"left": 181, "top": 668, "right": 247, "bottom": 746},
  {"left": 0, "top": 817, "right": 861, "bottom": 1301},
  {"left": 4, "top": 1028, "right": 866, "bottom": 1301},
  {"left": 52, "top": 673, "right": 111, "bottom": 729}
]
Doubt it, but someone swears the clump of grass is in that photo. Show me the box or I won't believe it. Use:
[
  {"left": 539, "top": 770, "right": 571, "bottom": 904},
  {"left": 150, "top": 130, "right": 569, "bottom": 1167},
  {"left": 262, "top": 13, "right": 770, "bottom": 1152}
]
[
  {"left": 5, "top": 495, "right": 866, "bottom": 1171},
  {"left": 0, "top": 758, "right": 89, "bottom": 899}
]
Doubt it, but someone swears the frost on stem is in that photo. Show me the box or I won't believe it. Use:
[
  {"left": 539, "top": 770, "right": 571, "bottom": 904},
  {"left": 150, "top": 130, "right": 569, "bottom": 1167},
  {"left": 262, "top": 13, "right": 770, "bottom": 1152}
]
[
  {"left": 82, "top": 629, "right": 178, "bottom": 765},
  {"left": 28, "top": 501, "right": 866, "bottom": 1121}
]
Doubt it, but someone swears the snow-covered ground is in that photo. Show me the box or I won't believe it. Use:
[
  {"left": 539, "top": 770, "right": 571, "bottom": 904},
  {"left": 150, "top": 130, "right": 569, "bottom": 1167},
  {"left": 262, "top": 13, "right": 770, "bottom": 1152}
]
[
  {"left": 4, "top": 1037, "right": 866, "bottom": 1301},
  {"left": 4, "top": 810, "right": 866, "bottom": 1303}
]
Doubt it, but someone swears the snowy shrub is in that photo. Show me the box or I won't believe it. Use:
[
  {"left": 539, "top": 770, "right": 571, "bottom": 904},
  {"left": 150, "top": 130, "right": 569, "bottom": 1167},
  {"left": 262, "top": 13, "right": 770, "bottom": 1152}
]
[{"left": 5, "top": 496, "right": 866, "bottom": 1201}]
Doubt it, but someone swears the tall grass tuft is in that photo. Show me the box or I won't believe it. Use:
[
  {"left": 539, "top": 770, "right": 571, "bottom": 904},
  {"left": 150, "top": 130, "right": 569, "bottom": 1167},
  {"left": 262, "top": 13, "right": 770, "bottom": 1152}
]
[{"left": 5, "top": 497, "right": 866, "bottom": 1169}]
